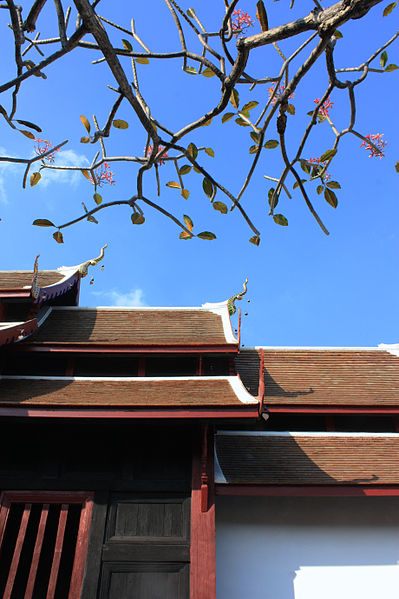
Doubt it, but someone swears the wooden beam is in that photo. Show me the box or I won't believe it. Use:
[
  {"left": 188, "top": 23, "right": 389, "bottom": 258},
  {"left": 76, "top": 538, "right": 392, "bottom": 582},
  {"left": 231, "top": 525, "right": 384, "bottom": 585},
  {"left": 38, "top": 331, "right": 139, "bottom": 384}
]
[{"left": 190, "top": 426, "right": 216, "bottom": 599}]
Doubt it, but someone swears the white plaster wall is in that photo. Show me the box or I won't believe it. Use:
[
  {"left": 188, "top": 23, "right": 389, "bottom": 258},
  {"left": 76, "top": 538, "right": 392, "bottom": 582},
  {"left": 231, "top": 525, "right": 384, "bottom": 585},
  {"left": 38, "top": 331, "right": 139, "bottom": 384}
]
[{"left": 216, "top": 496, "right": 399, "bottom": 599}]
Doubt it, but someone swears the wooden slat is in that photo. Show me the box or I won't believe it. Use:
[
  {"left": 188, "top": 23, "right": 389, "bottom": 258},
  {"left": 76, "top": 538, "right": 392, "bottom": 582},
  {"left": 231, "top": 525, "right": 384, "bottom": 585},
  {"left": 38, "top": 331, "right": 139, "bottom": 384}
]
[
  {"left": 46, "top": 504, "right": 69, "bottom": 599},
  {"left": 68, "top": 497, "right": 93, "bottom": 599},
  {"left": 0, "top": 494, "right": 11, "bottom": 546},
  {"left": 4, "top": 503, "right": 32, "bottom": 599},
  {"left": 24, "top": 504, "right": 50, "bottom": 599}
]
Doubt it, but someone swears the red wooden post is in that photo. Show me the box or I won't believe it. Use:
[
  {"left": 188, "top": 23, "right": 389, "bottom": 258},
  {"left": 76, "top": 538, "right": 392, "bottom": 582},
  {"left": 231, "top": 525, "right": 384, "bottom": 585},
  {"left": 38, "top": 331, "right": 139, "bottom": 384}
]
[
  {"left": 46, "top": 504, "right": 69, "bottom": 599},
  {"left": 4, "top": 503, "right": 32, "bottom": 599},
  {"left": 68, "top": 496, "right": 94, "bottom": 599},
  {"left": 24, "top": 504, "right": 50, "bottom": 599},
  {"left": 190, "top": 425, "right": 216, "bottom": 599}
]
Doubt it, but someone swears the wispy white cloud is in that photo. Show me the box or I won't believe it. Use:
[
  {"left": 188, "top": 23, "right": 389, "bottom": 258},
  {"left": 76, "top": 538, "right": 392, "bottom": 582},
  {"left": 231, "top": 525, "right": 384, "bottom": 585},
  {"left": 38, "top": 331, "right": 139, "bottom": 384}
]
[
  {"left": 92, "top": 288, "right": 146, "bottom": 307},
  {"left": 0, "top": 146, "right": 18, "bottom": 204},
  {"left": 39, "top": 149, "right": 89, "bottom": 187}
]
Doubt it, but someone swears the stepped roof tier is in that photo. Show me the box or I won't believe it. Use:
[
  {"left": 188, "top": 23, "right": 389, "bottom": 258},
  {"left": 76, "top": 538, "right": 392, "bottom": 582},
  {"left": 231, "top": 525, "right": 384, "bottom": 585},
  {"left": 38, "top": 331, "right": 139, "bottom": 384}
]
[{"left": 215, "top": 431, "right": 399, "bottom": 486}]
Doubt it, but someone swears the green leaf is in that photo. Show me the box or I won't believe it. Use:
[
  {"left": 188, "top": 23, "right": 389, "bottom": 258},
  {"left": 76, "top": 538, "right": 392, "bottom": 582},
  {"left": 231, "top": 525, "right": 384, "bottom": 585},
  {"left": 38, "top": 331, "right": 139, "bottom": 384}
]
[
  {"left": 242, "top": 101, "right": 259, "bottom": 112},
  {"left": 324, "top": 188, "right": 338, "bottom": 208},
  {"left": 230, "top": 89, "right": 239, "bottom": 109},
  {"left": 30, "top": 172, "right": 41, "bottom": 186},
  {"left": 81, "top": 169, "right": 92, "bottom": 182},
  {"left": 193, "top": 166, "right": 201, "bottom": 173},
  {"left": 249, "top": 235, "right": 260, "bottom": 246},
  {"left": 333, "top": 29, "right": 343, "bottom": 38},
  {"left": 202, "top": 177, "right": 213, "bottom": 198},
  {"left": 383, "top": 2, "right": 397, "bottom": 16},
  {"left": 320, "top": 148, "right": 337, "bottom": 162},
  {"left": 239, "top": 110, "right": 250, "bottom": 119},
  {"left": 53, "top": 230, "right": 64, "bottom": 243},
  {"left": 287, "top": 104, "right": 295, "bottom": 115},
  {"left": 20, "top": 129, "right": 35, "bottom": 139},
  {"left": 293, "top": 179, "right": 305, "bottom": 190},
  {"left": 135, "top": 56, "right": 149, "bottom": 65},
  {"left": 222, "top": 112, "right": 235, "bottom": 124},
  {"left": 80, "top": 115, "right": 90, "bottom": 133},
  {"left": 181, "top": 189, "right": 190, "bottom": 199},
  {"left": 33, "top": 218, "right": 54, "bottom": 227},
  {"left": 380, "top": 51, "right": 388, "bottom": 68},
  {"left": 202, "top": 67, "right": 215, "bottom": 77},
  {"left": 131, "top": 213, "right": 145, "bottom": 225},
  {"left": 273, "top": 214, "right": 288, "bottom": 226},
  {"left": 307, "top": 110, "right": 314, "bottom": 117},
  {"left": 184, "top": 66, "right": 197, "bottom": 75},
  {"left": 197, "top": 231, "right": 216, "bottom": 240},
  {"left": 213, "top": 201, "right": 227, "bottom": 214},
  {"left": 318, "top": 114, "right": 326, "bottom": 123},
  {"left": 188, "top": 143, "right": 198, "bottom": 160},
  {"left": 93, "top": 193, "right": 102, "bottom": 205},
  {"left": 80, "top": 136, "right": 90, "bottom": 143},
  {"left": 113, "top": 119, "right": 129, "bottom": 129},
  {"left": 250, "top": 131, "right": 261, "bottom": 143},
  {"left": 300, "top": 159, "right": 311, "bottom": 174},
  {"left": 16, "top": 119, "right": 41, "bottom": 132},
  {"left": 183, "top": 214, "right": 194, "bottom": 231},
  {"left": 268, "top": 187, "right": 278, "bottom": 208},
  {"left": 264, "top": 139, "right": 279, "bottom": 149},
  {"left": 205, "top": 147, "right": 215, "bottom": 157},
  {"left": 235, "top": 117, "right": 249, "bottom": 127},
  {"left": 395, "top": 161, "right": 399, "bottom": 173},
  {"left": 187, "top": 8, "right": 196, "bottom": 17},
  {"left": 179, "top": 164, "right": 192, "bottom": 175},
  {"left": 256, "top": 0, "right": 268, "bottom": 32},
  {"left": 166, "top": 181, "right": 181, "bottom": 189},
  {"left": 249, "top": 145, "right": 259, "bottom": 154},
  {"left": 385, "top": 64, "right": 399, "bottom": 71},
  {"left": 316, "top": 184, "right": 324, "bottom": 195},
  {"left": 180, "top": 231, "right": 193, "bottom": 240},
  {"left": 122, "top": 39, "right": 133, "bottom": 51},
  {"left": 327, "top": 180, "right": 341, "bottom": 189}
]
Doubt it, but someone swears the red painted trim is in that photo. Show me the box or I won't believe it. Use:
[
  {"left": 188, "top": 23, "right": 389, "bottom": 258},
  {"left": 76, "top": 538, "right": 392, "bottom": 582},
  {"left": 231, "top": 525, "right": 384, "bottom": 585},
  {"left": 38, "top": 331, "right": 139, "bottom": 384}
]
[
  {"left": 216, "top": 485, "right": 399, "bottom": 497},
  {"left": 0, "top": 290, "right": 31, "bottom": 299},
  {"left": 0, "top": 318, "right": 38, "bottom": 346},
  {"left": 4, "top": 503, "right": 32, "bottom": 599},
  {"left": 25, "top": 504, "right": 50, "bottom": 599},
  {"left": 46, "top": 504, "right": 69, "bottom": 599},
  {"left": 258, "top": 348, "right": 265, "bottom": 415},
  {"left": 190, "top": 427, "right": 216, "bottom": 599},
  {"left": 0, "top": 406, "right": 260, "bottom": 419},
  {"left": 267, "top": 406, "right": 399, "bottom": 414},
  {"left": 68, "top": 496, "right": 93, "bottom": 599},
  {"left": 19, "top": 344, "right": 239, "bottom": 354}
]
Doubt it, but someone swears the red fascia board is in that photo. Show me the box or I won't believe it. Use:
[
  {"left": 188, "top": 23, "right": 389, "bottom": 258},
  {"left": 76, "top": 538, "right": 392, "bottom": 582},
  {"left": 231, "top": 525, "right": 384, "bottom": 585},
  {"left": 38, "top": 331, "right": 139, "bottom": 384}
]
[
  {"left": 18, "top": 343, "right": 239, "bottom": 354},
  {"left": 0, "top": 406, "right": 259, "bottom": 419},
  {"left": 215, "top": 484, "right": 399, "bottom": 497},
  {"left": 0, "top": 290, "right": 31, "bottom": 299},
  {"left": 266, "top": 405, "right": 399, "bottom": 414},
  {"left": 0, "top": 319, "right": 38, "bottom": 346}
]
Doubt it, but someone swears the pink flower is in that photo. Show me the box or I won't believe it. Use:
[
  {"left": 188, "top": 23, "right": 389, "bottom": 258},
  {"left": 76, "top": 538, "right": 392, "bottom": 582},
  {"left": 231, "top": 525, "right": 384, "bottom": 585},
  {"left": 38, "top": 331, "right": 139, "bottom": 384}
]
[
  {"left": 232, "top": 9, "right": 254, "bottom": 36},
  {"left": 90, "top": 162, "right": 115, "bottom": 187},
  {"left": 145, "top": 145, "right": 169, "bottom": 166},
  {"left": 34, "top": 138, "right": 58, "bottom": 164},
  {"left": 267, "top": 83, "right": 295, "bottom": 104},
  {"left": 360, "top": 133, "right": 387, "bottom": 158},
  {"left": 308, "top": 157, "right": 330, "bottom": 181},
  {"left": 314, "top": 96, "right": 334, "bottom": 117}
]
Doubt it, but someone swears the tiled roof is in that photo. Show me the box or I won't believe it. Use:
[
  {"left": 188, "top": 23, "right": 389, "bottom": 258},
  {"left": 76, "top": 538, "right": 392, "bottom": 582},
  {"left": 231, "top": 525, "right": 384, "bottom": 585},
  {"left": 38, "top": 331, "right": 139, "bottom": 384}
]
[
  {"left": 0, "top": 376, "right": 258, "bottom": 408},
  {"left": 0, "top": 271, "right": 64, "bottom": 290},
  {"left": 25, "top": 306, "right": 237, "bottom": 347},
  {"left": 236, "top": 348, "right": 399, "bottom": 407},
  {"left": 215, "top": 432, "right": 399, "bottom": 485}
]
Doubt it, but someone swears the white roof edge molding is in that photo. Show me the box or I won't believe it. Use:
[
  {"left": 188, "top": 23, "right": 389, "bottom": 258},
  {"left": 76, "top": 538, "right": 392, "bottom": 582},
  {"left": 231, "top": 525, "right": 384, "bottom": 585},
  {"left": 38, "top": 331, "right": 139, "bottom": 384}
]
[
  {"left": 201, "top": 300, "right": 238, "bottom": 344},
  {"left": 228, "top": 376, "right": 259, "bottom": 405},
  {"left": 1, "top": 374, "right": 251, "bottom": 384},
  {"left": 216, "top": 430, "right": 399, "bottom": 438},
  {"left": 378, "top": 343, "right": 399, "bottom": 356},
  {"left": 57, "top": 244, "right": 107, "bottom": 281}
]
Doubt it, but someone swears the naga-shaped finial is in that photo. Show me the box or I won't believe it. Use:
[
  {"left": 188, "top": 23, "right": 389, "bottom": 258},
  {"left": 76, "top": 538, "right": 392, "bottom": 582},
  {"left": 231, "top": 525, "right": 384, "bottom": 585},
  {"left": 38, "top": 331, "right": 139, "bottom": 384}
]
[
  {"left": 227, "top": 278, "right": 248, "bottom": 315},
  {"left": 78, "top": 245, "right": 107, "bottom": 278},
  {"left": 31, "top": 254, "right": 40, "bottom": 299}
]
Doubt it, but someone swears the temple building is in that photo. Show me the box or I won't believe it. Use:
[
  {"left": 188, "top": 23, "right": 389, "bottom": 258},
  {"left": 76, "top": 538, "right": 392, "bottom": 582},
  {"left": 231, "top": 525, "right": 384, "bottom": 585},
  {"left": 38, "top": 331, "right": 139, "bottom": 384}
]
[{"left": 0, "top": 251, "right": 399, "bottom": 599}]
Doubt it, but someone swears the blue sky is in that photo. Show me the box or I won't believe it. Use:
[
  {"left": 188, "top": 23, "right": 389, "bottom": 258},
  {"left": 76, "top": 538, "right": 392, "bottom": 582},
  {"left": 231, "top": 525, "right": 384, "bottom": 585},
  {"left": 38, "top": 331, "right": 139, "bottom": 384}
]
[{"left": 0, "top": 0, "right": 398, "bottom": 347}]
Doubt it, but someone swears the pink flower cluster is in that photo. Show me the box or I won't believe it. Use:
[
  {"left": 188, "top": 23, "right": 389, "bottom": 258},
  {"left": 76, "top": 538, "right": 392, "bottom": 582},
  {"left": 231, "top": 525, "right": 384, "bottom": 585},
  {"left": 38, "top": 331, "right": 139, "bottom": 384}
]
[
  {"left": 34, "top": 138, "right": 58, "bottom": 163},
  {"left": 360, "top": 133, "right": 387, "bottom": 158},
  {"left": 314, "top": 96, "right": 334, "bottom": 117},
  {"left": 145, "top": 145, "right": 169, "bottom": 166},
  {"left": 308, "top": 157, "right": 330, "bottom": 181},
  {"left": 90, "top": 162, "right": 115, "bottom": 187},
  {"left": 268, "top": 84, "right": 295, "bottom": 104},
  {"left": 232, "top": 9, "right": 254, "bottom": 36}
]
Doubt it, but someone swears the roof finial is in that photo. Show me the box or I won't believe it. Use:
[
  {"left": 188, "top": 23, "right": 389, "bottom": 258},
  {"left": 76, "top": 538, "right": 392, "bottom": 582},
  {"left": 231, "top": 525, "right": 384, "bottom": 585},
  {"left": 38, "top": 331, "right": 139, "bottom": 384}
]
[
  {"left": 78, "top": 245, "right": 107, "bottom": 278},
  {"left": 31, "top": 254, "right": 40, "bottom": 299},
  {"left": 227, "top": 278, "right": 248, "bottom": 315}
]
